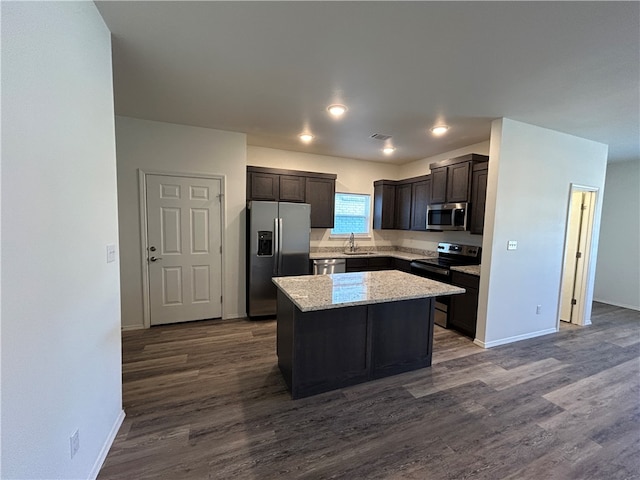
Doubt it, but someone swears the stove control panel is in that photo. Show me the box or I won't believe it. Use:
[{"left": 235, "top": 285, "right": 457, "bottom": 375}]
[{"left": 436, "top": 242, "right": 480, "bottom": 259}]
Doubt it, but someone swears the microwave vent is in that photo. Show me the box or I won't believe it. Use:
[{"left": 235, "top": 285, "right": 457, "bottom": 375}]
[{"left": 370, "top": 133, "right": 392, "bottom": 141}]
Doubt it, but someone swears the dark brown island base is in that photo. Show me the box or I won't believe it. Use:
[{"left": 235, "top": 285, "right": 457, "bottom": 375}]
[{"left": 273, "top": 270, "right": 464, "bottom": 399}]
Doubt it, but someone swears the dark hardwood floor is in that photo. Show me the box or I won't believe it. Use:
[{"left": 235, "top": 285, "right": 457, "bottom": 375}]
[{"left": 99, "top": 302, "right": 640, "bottom": 479}]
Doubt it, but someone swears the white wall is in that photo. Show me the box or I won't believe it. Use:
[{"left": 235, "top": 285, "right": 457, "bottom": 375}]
[
  {"left": 116, "top": 117, "right": 247, "bottom": 329},
  {"left": 1, "top": 3, "right": 122, "bottom": 479},
  {"left": 594, "top": 160, "right": 640, "bottom": 310},
  {"left": 398, "top": 141, "right": 490, "bottom": 179},
  {"left": 477, "top": 118, "right": 608, "bottom": 348}
]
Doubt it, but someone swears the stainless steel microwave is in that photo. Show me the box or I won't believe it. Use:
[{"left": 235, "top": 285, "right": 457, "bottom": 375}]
[{"left": 426, "top": 203, "right": 469, "bottom": 231}]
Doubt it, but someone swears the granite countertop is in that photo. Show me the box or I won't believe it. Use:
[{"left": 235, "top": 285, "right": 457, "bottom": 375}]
[
  {"left": 273, "top": 270, "right": 465, "bottom": 312},
  {"left": 450, "top": 265, "right": 481, "bottom": 277},
  {"left": 309, "top": 250, "right": 437, "bottom": 261}
]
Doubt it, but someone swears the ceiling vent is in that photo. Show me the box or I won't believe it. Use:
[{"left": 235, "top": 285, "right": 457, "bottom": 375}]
[{"left": 370, "top": 133, "right": 392, "bottom": 141}]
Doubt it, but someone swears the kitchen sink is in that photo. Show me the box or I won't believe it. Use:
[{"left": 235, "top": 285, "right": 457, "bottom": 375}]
[{"left": 343, "top": 251, "right": 378, "bottom": 255}]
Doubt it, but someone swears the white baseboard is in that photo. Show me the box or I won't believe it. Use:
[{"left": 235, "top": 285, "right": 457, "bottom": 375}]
[
  {"left": 593, "top": 298, "right": 640, "bottom": 312},
  {"left": 474, "top": 327, "right": 558, "bottom": 349},
  {"left": 89, "top": 409, "right": 125, "bottom": 480},
  {"left": 121, "top": 324, "right": 145, "bottom": 331},
  {"left": 121, "top": 313, "right": 246, "bottom": 331}
]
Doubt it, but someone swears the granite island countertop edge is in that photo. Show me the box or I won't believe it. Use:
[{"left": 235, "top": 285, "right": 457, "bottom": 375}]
[{"left": 273, "top": 270, "right": 465, "bottom": 312}]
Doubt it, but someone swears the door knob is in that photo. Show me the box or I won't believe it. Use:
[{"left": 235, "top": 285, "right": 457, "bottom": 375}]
[{"left": 149, "top": 256, "right": 163, "bottom": 262}]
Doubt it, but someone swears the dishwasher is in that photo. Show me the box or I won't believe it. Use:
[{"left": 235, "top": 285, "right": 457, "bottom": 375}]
[{"left": 313, "top": 258, "right": 346, "bottom": 274}]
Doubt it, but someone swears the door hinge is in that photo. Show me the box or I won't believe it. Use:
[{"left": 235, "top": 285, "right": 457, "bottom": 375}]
[
  {"left": 220, "top": 295, "right": 223, "bottom": 304},
  {"left": 220, "top": 245, "right": 222, "bottom": 254},
  {"left": 576, "top": 251, "right": 582, "bottom": 259},
  {"left": 571, "top": 298, "right": 577, "bottom": 305},
  {"left": 581, "top": 204, "right": 587, "bottom": 211}
]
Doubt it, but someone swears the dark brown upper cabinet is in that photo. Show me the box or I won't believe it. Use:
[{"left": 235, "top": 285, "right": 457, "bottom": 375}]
[
  {"left": 429, "top": 167, "right": 448, "bottom": 204},
  {"left": 469, "top": 162, "right": 489, "bottom": 235},
  {"left": 373, "top": 180, "right": 396, "bottom": 230},
  {"left": 429, "top": 153, "right": 488, "bottom": 204},
  {"left": 247, "top": 166, "right": 337, "bottom": 229},
  {"left": 394, "top": 182, "right": 412, "bottom": 230},
  {"left": 279, "top": 175, "right": 306, "bottom": 202},
  {"left": 410, "top": 176, "right": 431, "bottom": 231},
  {"left": 305, "top": 177, "right": 336, "bottom": 229},
  {"left": 248, "top": 171, "right": 279, "bottom": 201},
  {"left": 373, "top": 174, "right": 430, "bottom": 231},
  {"left": 447, "top": 162, "right": 472, "bottom": 203}
]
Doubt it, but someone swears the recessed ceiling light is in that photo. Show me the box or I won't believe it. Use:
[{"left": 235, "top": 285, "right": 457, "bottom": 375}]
[
  {"left": 383, "top": 147, "right": 396, "bottom": 155},
  {"left": 327, "top": 104, "right": 347, "bottom": 118},
  {"left": 430, "top": 125, "right": 450, "bottom": 136},
  {"left": 299, "top": 133, "right": 314, "bottom": 143}
]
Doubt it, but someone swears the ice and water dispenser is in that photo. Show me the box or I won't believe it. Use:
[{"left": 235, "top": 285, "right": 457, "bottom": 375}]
[{"left": 257, "top": 231, "right": 273, "bottom": 256}]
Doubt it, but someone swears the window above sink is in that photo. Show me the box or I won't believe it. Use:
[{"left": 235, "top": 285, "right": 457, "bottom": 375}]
[{"left": 330, "top": 192, "right": 371, "bottom": 238}]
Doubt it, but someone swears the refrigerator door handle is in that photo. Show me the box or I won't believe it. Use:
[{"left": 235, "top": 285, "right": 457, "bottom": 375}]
[
  {"left": 278, "top": 217, "right": 284, "bottom": 275},
  {"left": 273, "top": 217, "right": 279, "bottom": 276}
]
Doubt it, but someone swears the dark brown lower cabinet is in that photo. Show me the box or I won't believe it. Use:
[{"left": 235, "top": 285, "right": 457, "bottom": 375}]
[
  {"left": 393, "top": 258, "right": 412, "bottom": 273},
  {"left": 276, "top": 290, "right": 434, "bottom": 399},
  {"left": 312, "top": 256, "right": 408, "bottom": 274},
  {"left": 343, "top": 256, "right": 418, "bottom": 273},
  {"left": 345, "top": 258, "right": 369, "bottom": 272},
  {"left": 449, "top": 271, "right": 479, "bottom": 338}
]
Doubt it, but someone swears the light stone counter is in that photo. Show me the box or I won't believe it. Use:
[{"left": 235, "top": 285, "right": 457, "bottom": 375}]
[
  {"left": 451, "top": 265, "right": 481, "bottom": 276},
  {"left": 309, "top": 246, "right": 438, "bottom": 262},
  {"left": 309, "top": 251, "right": 437, "bottom": 261},
  {"left": 273, "top": 270, "right": 464, "bottom": 312}
]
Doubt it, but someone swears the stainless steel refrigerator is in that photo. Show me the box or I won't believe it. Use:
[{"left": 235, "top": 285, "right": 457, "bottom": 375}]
[{"left": 246, "top": 201, "right": 311, "bottom": 318}]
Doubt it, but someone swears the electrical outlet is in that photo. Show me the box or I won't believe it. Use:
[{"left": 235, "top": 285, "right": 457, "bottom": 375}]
[
  {"left": 536, "top": 305, "right": 542, "bottom": 315},
  {"left": 106, "top": 244, "right": 116, "bottom": 263},
  {"left": 507, "top": 240, "right": 518, "bottom": 251},
  {"left": 70, "top": 429, "right": 80, "bottom": 459}
]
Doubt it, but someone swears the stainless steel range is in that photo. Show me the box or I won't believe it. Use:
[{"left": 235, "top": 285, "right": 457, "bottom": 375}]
[{"left": 410, "top": 242, "right": 481, "bottom": 328}]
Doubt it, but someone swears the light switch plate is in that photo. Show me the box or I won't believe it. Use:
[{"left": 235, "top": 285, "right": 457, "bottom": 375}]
[
  {"left": 106, "top": 244, "right": 117, "bottom": 263},
  {"left": 507, "top": 240, "right": 518, "bottom": 250}
]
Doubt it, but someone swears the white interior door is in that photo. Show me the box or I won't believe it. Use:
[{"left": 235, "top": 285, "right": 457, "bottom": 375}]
[
  {"left": 560, "top": 191, "right": 583, "bottom": 322},
  {"left": 146, "top": 174, "right": 222, "bottom": 326},
  {"left": 560, "top": 188, "right": 596, "bottom": 325}
]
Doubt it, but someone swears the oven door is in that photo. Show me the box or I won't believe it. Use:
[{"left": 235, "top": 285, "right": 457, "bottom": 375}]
[{"left": 410, "top": 261, "right": 451, "bottom": 328}]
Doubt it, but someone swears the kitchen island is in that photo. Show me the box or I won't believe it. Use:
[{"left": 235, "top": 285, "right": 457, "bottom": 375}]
[{"left": 273, "top": 270, "right": 464, "bottom": 399}]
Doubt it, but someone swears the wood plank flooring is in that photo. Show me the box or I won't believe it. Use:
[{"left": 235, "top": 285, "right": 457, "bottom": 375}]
[{"left": 98, "top": 302, "right": 640, "bottom": 479}]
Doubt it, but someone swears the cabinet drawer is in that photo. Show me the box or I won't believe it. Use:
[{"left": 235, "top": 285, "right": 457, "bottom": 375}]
[
  {"left": 451, "top": 271, "right": 479, "bottom": 289},
  {"left": 346, "top": 258, "right": 369, "bottom": 272},
  {"left": 368, "top": 257, "right": 392, "bottom": 270}
]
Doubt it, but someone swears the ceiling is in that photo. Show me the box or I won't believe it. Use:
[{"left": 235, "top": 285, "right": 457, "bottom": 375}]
[{"left": 96, "top": 1, "right": 639, "bottom": 165}]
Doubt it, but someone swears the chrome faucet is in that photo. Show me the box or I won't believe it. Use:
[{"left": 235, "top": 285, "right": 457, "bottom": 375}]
[{"left": 349, "top": 233, "right": 356, "bottom": 252}]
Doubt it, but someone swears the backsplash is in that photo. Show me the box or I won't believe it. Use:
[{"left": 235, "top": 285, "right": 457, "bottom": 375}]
[{"left": 310, "top": 228, "right": 483, "bottom": 252}]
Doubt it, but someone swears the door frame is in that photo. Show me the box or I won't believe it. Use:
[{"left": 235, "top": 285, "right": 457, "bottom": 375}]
[
  {"left": 557, "top": 183, "right": 599, "bottom": 328},
  {"left": 138, "top": 169, "right": 226, "bottom": 329}
]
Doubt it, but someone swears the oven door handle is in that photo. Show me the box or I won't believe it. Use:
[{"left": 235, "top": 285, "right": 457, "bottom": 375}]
[{"left": 410, "top": 262, "right": 450, "bottom": 277}]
